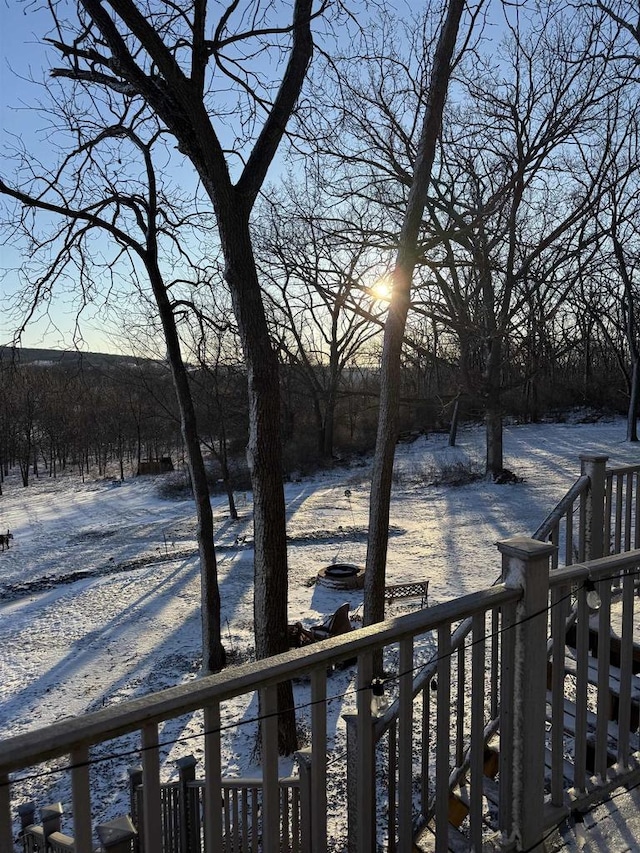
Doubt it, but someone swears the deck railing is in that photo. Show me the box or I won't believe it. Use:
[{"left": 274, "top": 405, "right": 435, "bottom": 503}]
[
  {"left": 128, "top": 757, "right": 309, "bottom": 853},
  {"left": 1, "top": 454, "right": 640, "bottom": 853},
  {"left": 531, "top": 455, "right": 640, "bottom": 567}
]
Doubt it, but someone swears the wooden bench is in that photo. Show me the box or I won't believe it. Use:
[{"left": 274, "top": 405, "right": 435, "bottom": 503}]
[{"left": 384, "top": 580, "right": 429, "bottom": 607}]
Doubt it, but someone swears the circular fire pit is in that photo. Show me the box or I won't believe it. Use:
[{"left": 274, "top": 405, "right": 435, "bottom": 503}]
[{"left": 316, "top": 563, "right": 365, "bottom": 590}]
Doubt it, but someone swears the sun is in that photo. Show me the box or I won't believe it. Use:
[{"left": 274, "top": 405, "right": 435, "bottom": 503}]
[{"left": 370, "top": 276, "right": 393, "bottom": 302}]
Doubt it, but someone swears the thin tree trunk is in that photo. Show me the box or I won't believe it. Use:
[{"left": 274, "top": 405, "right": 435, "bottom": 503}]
[
  {"left": 448, "top": 397, "right": 460, "bottom": 447},
  {"left": 364, "top": 0, "right": 466, "bottom": 632},
  {"left": 148, "top": 262, "right": 226, "bottom": 673},
  {"left": 627, "top": 358, "right": 639, "bottom": 442},
  {"left": 218, "top": 432, "right": 239, "bottom": 521}
]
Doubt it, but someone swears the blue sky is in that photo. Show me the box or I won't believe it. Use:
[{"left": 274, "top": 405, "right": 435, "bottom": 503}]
[
  {"left": 1, "top": 1, "right": 125, "bottom": 352},
  {"left": 0, "top": 0, "right": 508, "bottom": 355},
  {"left": 0, "top": 2, "right": 185, "bottom": 354}
]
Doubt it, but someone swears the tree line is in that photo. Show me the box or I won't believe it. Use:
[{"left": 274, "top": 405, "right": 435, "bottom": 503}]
[{"left": 0, "top": 317, "right": 627, "bottom": 494}]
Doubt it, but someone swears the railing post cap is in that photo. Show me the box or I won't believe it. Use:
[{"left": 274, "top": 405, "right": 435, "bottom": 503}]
[
  {"left": 497, "top": 536, "right": 556, "bottom": 560},
  {"left": 96, "top": 814, "right": 138, "bottom": 846},
  {"left": 41, "top": 802, "right": 64, "bottom": 820},
  {"left": 579, "top": 453, "right": 609, "bottom": 463},
  {"left": 295, "top": 747, "right": 312, "bottom": 767},
  {"left": 18, "top": 801, "right": 36, "bottom": 818},
  {"left": 175, "top": 754, "right": 197, "bottom": 770}
]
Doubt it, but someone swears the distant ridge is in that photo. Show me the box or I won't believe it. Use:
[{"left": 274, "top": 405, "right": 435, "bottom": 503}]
[{"left": 0, "top": 345, "right": 159, "bottom": 370}]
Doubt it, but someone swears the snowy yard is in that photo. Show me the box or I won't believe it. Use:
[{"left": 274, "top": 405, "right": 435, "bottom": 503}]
[{"left": 1, "top": 417, "right": 639, "bottom": 838}]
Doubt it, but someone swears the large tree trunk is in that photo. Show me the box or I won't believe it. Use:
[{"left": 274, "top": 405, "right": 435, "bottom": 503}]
[
  {"left": 364, "top": 0, "right": 466, "bottom": 632},
  {"left": 221, "top": 211, "right": 297, "bottom": 754},
  {"left": 485, "top": 407, "right": 504, "bottom": 477},
  {"left": 611, "top": 230, "right": 640, "bottom": 444},
  {"left": 483, "top": 329, "right": 504, "bottom": 477}
]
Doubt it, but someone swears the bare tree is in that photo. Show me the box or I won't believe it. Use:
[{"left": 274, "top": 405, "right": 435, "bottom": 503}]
[
  {"left": 2, "top": 0, "right": 333, "bottom": 752},
  {"left": 1, "top": 123, "right": 228, "bottom": 672},
  {"left": 363, "top": 0, "right": 468, "bottom": 631},
  {"left": 255, "top": 187, "right": 386, "bottom": 459}
]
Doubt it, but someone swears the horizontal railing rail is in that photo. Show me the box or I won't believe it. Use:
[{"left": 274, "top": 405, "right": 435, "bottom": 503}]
[{"left": 0, "top": 586, "right": 516, "bottom": 775}]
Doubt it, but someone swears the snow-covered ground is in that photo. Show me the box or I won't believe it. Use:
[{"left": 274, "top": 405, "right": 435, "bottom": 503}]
[{"left": 1, "top": 417, "right": 639, "bottom": 843}]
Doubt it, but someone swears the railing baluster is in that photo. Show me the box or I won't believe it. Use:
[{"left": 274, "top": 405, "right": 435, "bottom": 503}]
[
  {"left": 71, "top": 746, "right": 92, "bottom": 852},
  {"left": 455, "top": 644, "right": 465, "bottom": 768},
  {"left": 578, "top": 490, "right": 587, "bottom": 562},
  {"left": 625, "top": 473, "right": 633, "bottom": 552},
  {"left": 282, "top": 785, "right": 290, "bottom": 852},
  {"left": 550, "top": 584, "right": 568, "bottom": 806},
  {"left": 498, "top": 600, "right": 516, "bottom": 839},
  {"left": 491, "top": 607, "right": 499, "bottom": 720},
  {"left": 204, "top": 702, "right": 223, "bottom": 853},
  {"left": 551, "top": 522, "right": 559, "bottom": 570},
  {"left": 566, "top": 507, "right": 574, "bottom": 566},
  {"left": 232, "top": 788, "right": 240, "bottom": 850},
  {"left": 141, "top": 722, "right": 163, "bottom": 852},
  {"left": 604, "top": 473, "right": 613, "bottom": 557},
  {"left": 421, "top": 684, "right": 430, "bottom": 818},
  {"left": 241, "top": 788, "right": 249, "bottom": 853},
  {"left": 356, "top": 652, "right": 374, "bottom": 853},
  {"left": 617, "top": 567, "right": 635, "bottom": 765},
  {"left": 574, "top": 584, "right": 589, "bottom": 791},
  {"left": 388, "top": 721, "right": 397, "bottom": 853},
  {"left": 595, "top": 578, "right": 612, "bottom": 778},
  {"left": 291, "top": 784, "right": 300, "bottom": 853},
  {"left": 469, "top": 612, "right": 485, "bottom": 852},
  {"left": 398, "top": 638, "right": 413, "bottom": 852},
  {"left": 435, "top": 624, "right": 451, "bottom": 853},
  {"left": 251, "top": 787, "right": 258, "bottom": 853},
  {"left": 311, "top": 667, "right": 327, "bottom": 853},
  {"left": 260, "top": 685, "right": 279, "bottom": 853},
  {"left": 0, "top": 773, "right": 12, "bottom": 853},
  {"left": 615, "top": 475, "right": 623, "bottom": 554}
]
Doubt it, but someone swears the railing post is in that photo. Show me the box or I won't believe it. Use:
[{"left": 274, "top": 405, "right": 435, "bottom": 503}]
[
  {"left": 343, "top": 713, "right": 359, "bottom": 853},
  {"left": 580, "top": 454, "right": 608, "bottom": 560},
  {"left": 498, "top": 536, "right": 555, "bottom": 852},
  {"left": 176, "top": 755, "right": 197, "bottom": 853},
  {"left": 18, "top": 801, "right": 36, "bottom": 834}
]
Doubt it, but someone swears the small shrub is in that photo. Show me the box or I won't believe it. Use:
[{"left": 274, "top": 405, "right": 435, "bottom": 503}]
[
  {"left": 156, "top": 470, "right": 192, "bottom": 499},
  {"left": 393, "top": 457, "right": 483, "bottom": 488},
  {"left": 436, "top": 460, "right": 484, "bottom": 486}
]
